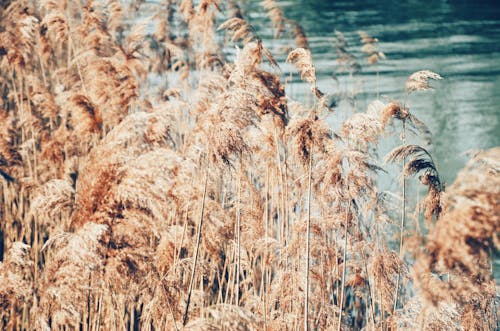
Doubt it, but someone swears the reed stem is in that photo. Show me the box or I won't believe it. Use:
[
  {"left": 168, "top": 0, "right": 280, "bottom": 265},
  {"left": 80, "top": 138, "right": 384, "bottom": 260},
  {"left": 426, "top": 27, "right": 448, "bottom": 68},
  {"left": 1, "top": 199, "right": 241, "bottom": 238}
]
[
  {"left": 393, "top": 119, "right": 406, "bottom": 313},
  {"left": 182, "top": 170, "right": 209, "bottom": 326},
  {"left": 337, "top": 199, "right": 351, "bottom": 331},
  {"left": 236, "top": 161, "right": 242, "bottom": 306},
  {"left": 304, "top": 144, "right": 313, "bottom": 331}
]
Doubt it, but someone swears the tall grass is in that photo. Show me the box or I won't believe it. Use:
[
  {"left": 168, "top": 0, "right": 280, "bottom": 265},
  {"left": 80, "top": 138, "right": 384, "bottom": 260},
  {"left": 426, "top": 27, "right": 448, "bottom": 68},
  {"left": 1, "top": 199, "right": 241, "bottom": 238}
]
[{"left": 0, "top": 1, "right": 498, "bottom": 330}]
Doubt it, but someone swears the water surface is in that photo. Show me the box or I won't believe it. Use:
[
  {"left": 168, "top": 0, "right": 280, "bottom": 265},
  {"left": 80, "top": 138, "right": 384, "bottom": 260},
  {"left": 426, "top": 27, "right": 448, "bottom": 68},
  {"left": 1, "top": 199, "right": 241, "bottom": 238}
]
[
  {"left": 247, "top": 0, "right": 500, "bottom": 182},
  {"left": 245, "top": 0, "right": 500, "bottom": 278}
]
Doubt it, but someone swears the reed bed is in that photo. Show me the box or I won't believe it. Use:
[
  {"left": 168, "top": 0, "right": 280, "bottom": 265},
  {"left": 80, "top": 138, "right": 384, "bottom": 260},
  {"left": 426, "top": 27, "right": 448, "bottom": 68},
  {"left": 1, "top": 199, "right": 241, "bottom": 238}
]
[{"left": 0, "top": 0, "right": 498, "bottom": 330}]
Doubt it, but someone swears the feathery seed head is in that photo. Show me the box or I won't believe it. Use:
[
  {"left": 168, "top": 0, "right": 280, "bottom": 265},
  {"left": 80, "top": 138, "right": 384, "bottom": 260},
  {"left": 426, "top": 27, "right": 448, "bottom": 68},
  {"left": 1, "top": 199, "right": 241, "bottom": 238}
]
[{"left": 406, "top": 70, "right": 442, "bottom": 93}]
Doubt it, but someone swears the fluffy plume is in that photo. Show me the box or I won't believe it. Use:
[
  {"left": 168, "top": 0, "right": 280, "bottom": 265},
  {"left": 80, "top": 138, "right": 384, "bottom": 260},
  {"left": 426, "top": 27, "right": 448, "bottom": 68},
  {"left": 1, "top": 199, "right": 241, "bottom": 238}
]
[
  {"left": 286, "top": 48, "right": 316, "bottom": 85},
  {"left": 358, "top": 31, "right": 385, "bottom": 65},
  {"left": 342, "top": 111, "right": 382, "bottom": 151},
  {"left": 381, "top": 101, "right": 431, "bottom": 143},
  {"left": 370, "top": 247, "right": 408, "bottom": 311},
  {"left": 286, "top": 115, "right": 331, "bottom": 166},
  {"left": 0, "top": 242, "right": 33, "bottom": 319},
  {"left": 37, "top": 223, "right": 107, "bottom": 329},
  {"left": 218, "top": 17, "right": 256, "bottom": 44},
  {"left": 42, "top": 13, "right": 69, "bottom": 43},
  {"left": 31, "top": 179, "right": 75, "bottom": 225},
  {"left": 0, "top": 110, "right": 21, "bottom": 181},
  {"left": 385, "top": 145, "right": 443, "bottom": 220},
  {"left": 261, "top": 0, "right": 285, "bottom": 37},
  {"left": 414, "top": 148, "right": 499, "bottom": 329},
  {"left": 385, "top": 145, "right": 440, "bottom": 181},
  {"left": 405, "top": 70, "right": 442, "bottom": 93},
  {"left": 0, "top": 1, "right": 495, "bottom": 330}
]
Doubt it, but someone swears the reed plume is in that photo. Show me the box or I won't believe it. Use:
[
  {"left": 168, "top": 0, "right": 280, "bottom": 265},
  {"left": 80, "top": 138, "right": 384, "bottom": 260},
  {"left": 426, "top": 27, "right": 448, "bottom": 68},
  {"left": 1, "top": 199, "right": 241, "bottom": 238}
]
[
  {"left": 413, "top": 147, "right": 499, "bottom": 330},
  {"left": 286, "top": 47, "right": 316, "bottom": 85},
  {"left": 261, "top": 0, "right": 286, "bottom": 38},
  {"left": 0, "top": 1, "right": 496, "bottom": 330},
  {"left": 386, "top": 144, "right": 443, "bottom": 222},
  {"left": 0, "top": 242, "right": 33, "bottom": 330},
  {"left": 406, "top": 70, "right": 443, "bottom": 93}
]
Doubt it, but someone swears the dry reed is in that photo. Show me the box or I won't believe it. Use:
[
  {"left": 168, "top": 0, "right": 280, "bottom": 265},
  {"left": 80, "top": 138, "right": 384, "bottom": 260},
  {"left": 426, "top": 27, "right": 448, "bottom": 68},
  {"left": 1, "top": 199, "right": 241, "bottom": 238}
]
[{"left": 0, "top": 1, "right": 497, "bottom": 331}]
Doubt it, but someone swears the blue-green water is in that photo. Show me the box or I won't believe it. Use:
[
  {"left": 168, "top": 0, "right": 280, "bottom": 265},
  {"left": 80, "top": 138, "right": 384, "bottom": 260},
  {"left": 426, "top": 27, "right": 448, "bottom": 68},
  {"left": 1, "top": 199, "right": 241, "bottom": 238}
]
[
  {"left": 247, "top": 0, "right": 500, "bottom": 182},
  {"left": 244, "top": 0, "right": 500, "bottom": 279}
]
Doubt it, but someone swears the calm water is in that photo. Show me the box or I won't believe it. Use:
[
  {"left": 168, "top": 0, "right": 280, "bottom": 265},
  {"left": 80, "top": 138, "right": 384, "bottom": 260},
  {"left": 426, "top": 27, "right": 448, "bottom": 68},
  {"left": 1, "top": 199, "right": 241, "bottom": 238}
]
[
  {"left": 244, "top": 0, "right": 500, "bottom": 277},
  {"left": 247, "top": 0, "right": 500, "bottom": 182}
]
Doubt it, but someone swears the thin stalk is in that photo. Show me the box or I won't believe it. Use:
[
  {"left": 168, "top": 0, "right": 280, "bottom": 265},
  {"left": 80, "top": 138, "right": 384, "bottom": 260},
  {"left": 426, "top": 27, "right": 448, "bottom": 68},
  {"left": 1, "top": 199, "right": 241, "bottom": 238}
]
[
  {"left": 182, "top": 170, "right": 209, "bottom": 326},
  {"left": 166, "top": 297, "right": 179, "bottom": 331},
  {"left": 236, "top": 161, "right": 242, "bottom": 306},
  {"left": 380, "top": 287, "right": 385, "bottom": 331},
  {"left": 224, "top": 246, "right": 235, "bottom": 304},
  {"left": 332, "top": 236, "right": 339, "bottom": 306},
  {"left": 160, "top": 280, "right": 179, "bottom": 331},
  {"left": 274, "top": 130, "right": 286, "bottom": 246},
  {"left": 337, "top": 199, "right": 351, "bottom": 331},
  {"left": 263, "top": 165, "right": 270, "bottom": 331},
  {"left": 362, "top": 249, "right": 376, "bottom": 326},
  {"left": 130, "top": 305, "right": 135, "bottom": 331},
  {"left": 283, "top": 147, "right": 290, "bottom": 250},
  {"left": 304, "top": 145, "right": 313, "bottom": 331},
  {"left": 86, "top": 272, "right": 92, "bottom": 331},
  {"left": 393, "top": 120, "right": 406, "bottom": 313},
  {"left": 96, "top": 292, "right": 102, "bottom": 331}
]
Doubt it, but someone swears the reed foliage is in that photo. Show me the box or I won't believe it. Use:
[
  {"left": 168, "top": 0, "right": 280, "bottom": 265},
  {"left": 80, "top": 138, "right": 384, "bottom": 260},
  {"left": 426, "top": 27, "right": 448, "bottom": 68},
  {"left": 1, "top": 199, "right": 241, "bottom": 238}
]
[{"left": 0, "top": 1, "right": 497, "bottom": 330}]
